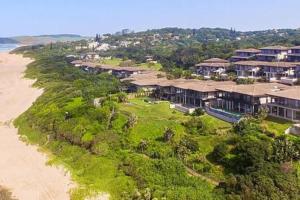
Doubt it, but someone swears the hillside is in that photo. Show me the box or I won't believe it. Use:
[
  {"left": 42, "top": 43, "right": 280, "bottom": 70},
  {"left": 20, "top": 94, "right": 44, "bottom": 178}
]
[
  {"left": 10, "top": 34, "right": 89, "bottom": 45},
  {"left": 0, "top": 38, "right": 19, "bottom": 44}
]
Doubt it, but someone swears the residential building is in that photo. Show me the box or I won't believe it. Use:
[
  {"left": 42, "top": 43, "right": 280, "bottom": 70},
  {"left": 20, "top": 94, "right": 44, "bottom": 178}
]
[
  {"left": 195, "top": 58, "right": 230, "bottom": 79},
  {"left": 211, "top": 83, "right": 291, "bottom": 117},
  {"left": 234, "top": 61, "right": 300, "bottom": 83},
  {"left": 267, "top": 87, "right": 300, "bottom": 122},
  {"left": 288, "top": 46, "right": 300, "bottom": 62},
  {"left": 235, "top": 61, "right": 262, "bottom": 79},
  {"left": 71, "top": 60, "right": 145, "bottom": 78},
  {"left": 256, "top": 46, "right": 289, "bottom": 62},
  {"left": 230, "top": 48, "right": 261, "bottom": 62}
]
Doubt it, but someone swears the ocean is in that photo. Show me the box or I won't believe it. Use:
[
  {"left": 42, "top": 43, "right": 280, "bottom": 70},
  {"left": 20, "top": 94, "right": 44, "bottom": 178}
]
[{"left": 0, "top": 44, "right": 19, "bottom": 52}]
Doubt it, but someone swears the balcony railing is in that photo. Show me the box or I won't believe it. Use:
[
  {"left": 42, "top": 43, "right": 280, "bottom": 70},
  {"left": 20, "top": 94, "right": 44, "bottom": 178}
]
[
  {"left": 205, "top": 106, "right": 242, "bottom": 123},
  {"left": 280, "top": 77, "right": 298, "bottom": 85}
]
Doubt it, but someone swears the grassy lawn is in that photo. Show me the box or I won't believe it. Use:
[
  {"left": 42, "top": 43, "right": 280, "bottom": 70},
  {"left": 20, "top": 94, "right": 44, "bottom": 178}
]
[
  {"left": 137, "top": 62, "right": 163, "bottom": 70},
  {"left": 98, "top": 58, "right": 122, "bottom": 66},
  {"left": 98, "top": 57, "right": 163, "bottom": 71},
  {"left": 119, "top": 97, "right": 233, "bottom": 181},
  {"left": 120, "top": 98, "right": 189, "bottom": 144},
  {"left": 261, "top": 116, "right": 293, "bottom": 136}
]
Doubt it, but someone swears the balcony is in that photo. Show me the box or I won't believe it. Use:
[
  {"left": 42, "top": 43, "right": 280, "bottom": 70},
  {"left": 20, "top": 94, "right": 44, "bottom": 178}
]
[
  {"left": 280, "top": 77, "right": 298, "bottom": 85},
  {"left": 170, "top": 104, "right": 197, "bottom": 114}
]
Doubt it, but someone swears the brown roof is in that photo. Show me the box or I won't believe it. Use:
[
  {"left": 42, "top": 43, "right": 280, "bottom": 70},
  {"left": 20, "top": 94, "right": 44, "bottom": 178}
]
[
  {"left": 127, "top": 71, "right": 236, "bottom": 92},
  {"left": 267, "top": 86, "right": 300, "bottom": 101},
  {"left": 203, "top": 58, "right": 229, "bottom": 63},
  {"left": 235, "top": 48, "right": 261, "bottom": 53},
  {"left": 291, "top": 46, "right": 300, "bottom": 50},
  {"left": 71, "top": 60, "right": 83, "bottom": 65},
  {"left": 260, "top": 46, "right": 289, "bottom": 51},
  {"left": 235, "top": 61, "right": 300, "bottom": 68},
  {"left": 196, "top": 58, "right": 230, "bottom": 68},
  {"left": 77, "top": 61, "right": 148, "bottom": 72},
  {"left": 172, "top": 80, "right": 235, "bottom": 92},
  {"left": 196, "top": 62, "right": 231, "bottom": 68},
  {"left": 217, "top": 83, "right": 291, "bottom": 97}
]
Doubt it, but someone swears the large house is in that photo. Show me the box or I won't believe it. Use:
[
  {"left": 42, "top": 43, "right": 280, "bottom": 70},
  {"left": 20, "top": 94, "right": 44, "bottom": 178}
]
[
  {"left": 256, "top": 46, "right": 289, "bottom": 62},
  {"left": 234, "top": 61, "right": 300, "bottom": 83},
  {"left": 213, "top": 83, "right": 290, "bottom": 114},
  {"left": 195, "top": 58, "right": 230, "bottom": 79},
  {"left": 71, "top": 60, "right": 145, "bottom": 78},
  {"left": 267, "top": 87, "right": 300, "bottom": 122},
  {"left": 288, "top": 46, "right": 300, "bottom": 62},
  {"left": 235, "top": 61, "right": 262, "bottom": 79},
  {"left": 230, "top": 48, "right": 261, "bottom": 62}
]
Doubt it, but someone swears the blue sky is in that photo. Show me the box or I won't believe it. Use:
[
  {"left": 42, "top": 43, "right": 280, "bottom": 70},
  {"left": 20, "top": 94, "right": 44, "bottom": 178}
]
[{"left": 1, "top": 0, "right": 300, "bottom": 37}]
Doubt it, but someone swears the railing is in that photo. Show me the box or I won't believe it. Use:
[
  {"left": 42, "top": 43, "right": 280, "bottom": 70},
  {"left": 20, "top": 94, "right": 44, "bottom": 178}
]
[
  {"left": 205, "top": 107, "right": 242, "bottom": 123},
  {"left": 280, "top": 77, "right": 298, "bottom": 85},
  {"left": 170, "top": 104, "right": 197, "bottom": 114}
]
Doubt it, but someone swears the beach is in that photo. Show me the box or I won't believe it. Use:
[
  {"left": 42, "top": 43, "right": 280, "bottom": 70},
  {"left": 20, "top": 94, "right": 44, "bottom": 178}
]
[{"left": 0, "top": 52, "right": 73, "bottom": 200}]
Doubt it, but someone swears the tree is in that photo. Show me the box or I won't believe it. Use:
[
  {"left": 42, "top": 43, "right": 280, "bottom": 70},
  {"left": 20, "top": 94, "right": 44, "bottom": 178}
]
[
  {"left": 163, "top": 128, "right": 175, "bottom": 142},
  {"left": 212, "top": 143, "right": 229, "bottom": 163},
  {"left": 138, "top": 140, "right": 148, "bottom": 152},
  {"left": 272, "top": 136, "right": 300, "bottom": 163}
]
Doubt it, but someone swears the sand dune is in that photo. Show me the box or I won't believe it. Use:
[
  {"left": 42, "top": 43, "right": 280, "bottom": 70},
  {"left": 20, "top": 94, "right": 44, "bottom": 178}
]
[{"left": 0, "top": 52, "right": 73, "bottom": 200}]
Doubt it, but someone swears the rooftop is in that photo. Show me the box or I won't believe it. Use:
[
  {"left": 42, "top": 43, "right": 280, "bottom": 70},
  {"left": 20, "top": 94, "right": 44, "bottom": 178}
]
[
  {"left": 290, "top": 46, "right": 300, "bottom": 50},
  {"left": 267, "top": 86, "right": 300, "bottom": 101},
  {"left": 235, "top": 61, "right": 300, "bottom": 68},
  {"left": 196, "top": 58, "right": 230, "bottom": 68},
  {"left": 216, "top": 83, "right": 291, "bottom": 97},
  {"left": 203, "top": 58, "right": 229, "bottom": 63},
  {"left": 235, "top": 48, "right": 261, "bottom": 53},
  {"left": 259, "top": 46, "right": 289, "bottom": 51}
]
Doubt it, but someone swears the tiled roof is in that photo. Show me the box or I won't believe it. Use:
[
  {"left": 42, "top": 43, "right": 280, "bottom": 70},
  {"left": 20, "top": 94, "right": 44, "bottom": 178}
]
[
  {"left": 235, "top": 61, "right": 300, "bottom": 68},
  {"left": 259, "top": 46, "right": 289, "bottom": 50},
  {"left": 217, "top": 83, "right": 291, "bottom": 97},
  {"left": 203, "top": 58, "right": 229, "bottom": 63},
  {"left": 235, "top": 48, "right": 261, "bottom": 53},
  {"left": 267, "top": 86, "right": 300, "bottom": 101}
]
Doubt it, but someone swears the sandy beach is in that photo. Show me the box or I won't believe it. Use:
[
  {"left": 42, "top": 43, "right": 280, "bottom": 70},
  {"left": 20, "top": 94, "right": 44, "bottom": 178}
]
[{"left": 0, "top": 52, "right": 73, "bottom": 200}]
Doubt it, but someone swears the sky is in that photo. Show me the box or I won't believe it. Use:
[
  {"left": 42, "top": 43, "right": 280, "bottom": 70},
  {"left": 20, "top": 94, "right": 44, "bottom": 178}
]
[{"left": 1, "top": 0, "right": 300, "bottom": 37}]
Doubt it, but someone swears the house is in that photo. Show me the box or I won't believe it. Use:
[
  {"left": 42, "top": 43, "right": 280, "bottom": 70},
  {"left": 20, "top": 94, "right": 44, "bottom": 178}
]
[
  {"left": 230, "top": 48, "right": 261, "bottom": 62},
  {"left": 195, "top": 58, "right": 230, "bottom": 79},
  {"left": 169, "top": 80, "right": 235, "bottom": 108},
  {"left": 235, "top": 61, "right": 262, "bottom": 79},
  {"left": 95, "top": 43, "right": 110, "bottom": 51},
  {"left": 88, "top": 41, "right": 99, "bottom": 50},
  {"left": 234, "top": 61, "right": 300, "bottom": 83},
  {"left": 267, "top": 87, "right": 300, "bottom": 122},
  {"left": 256, "top": 46, "right": 289, "bottom": 62},
  {"left": 288, "top": 46, "right": 300, "bottom": 62},
  {"left": 81, "top": 52, "right": 100, "bottom": 60},
  {"left": 208, "top": 83, "right": 291, "bottom": 122}
]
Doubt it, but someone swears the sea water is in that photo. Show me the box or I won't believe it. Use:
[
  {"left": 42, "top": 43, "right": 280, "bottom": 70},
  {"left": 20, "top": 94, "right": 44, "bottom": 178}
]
[{"left": 0, "top": 44, "right": 19, "bottom": 52}]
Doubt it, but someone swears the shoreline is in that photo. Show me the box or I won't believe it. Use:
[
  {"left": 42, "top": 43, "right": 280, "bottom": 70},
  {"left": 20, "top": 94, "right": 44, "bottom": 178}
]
[{"left": 0, "top": 51, "right": 73, "bottom": 200}]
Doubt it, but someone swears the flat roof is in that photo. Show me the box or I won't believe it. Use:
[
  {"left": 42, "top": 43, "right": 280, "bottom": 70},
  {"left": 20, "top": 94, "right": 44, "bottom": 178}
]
[
  {"left": 267, "top": 86, "right": 300, "bottom": 101},
  {"left": 235, "top": 61, "right": 300, "bottom": 68},
  {"left": 203, "top": 58, "right": 229, "bottom": 63},
  {"left": 235, "top": 48, "right": 261, "bottom": 53},
  {"left": 260, "top": 46, "right": 289, "bottom": 50},
  {"left": 290, "top": 46, "right": 300, "bottom": 50},
  {"left": 172, "top": 80, "right": 235, "bottom": 92},
  {"left": 217, "top": 83, "right": 291, "bottom": 97}
]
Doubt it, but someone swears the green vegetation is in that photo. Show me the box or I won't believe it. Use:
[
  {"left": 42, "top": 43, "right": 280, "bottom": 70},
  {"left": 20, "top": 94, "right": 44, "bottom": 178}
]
[
  {"left": 137, "top": 62, "right": 163, "bottom": 70},
  {"left": 261, "top": 116, "right": 293, "bottom": 136},
  {"left": 99, "top": 57, "right": 122, "bottom": 66}
]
